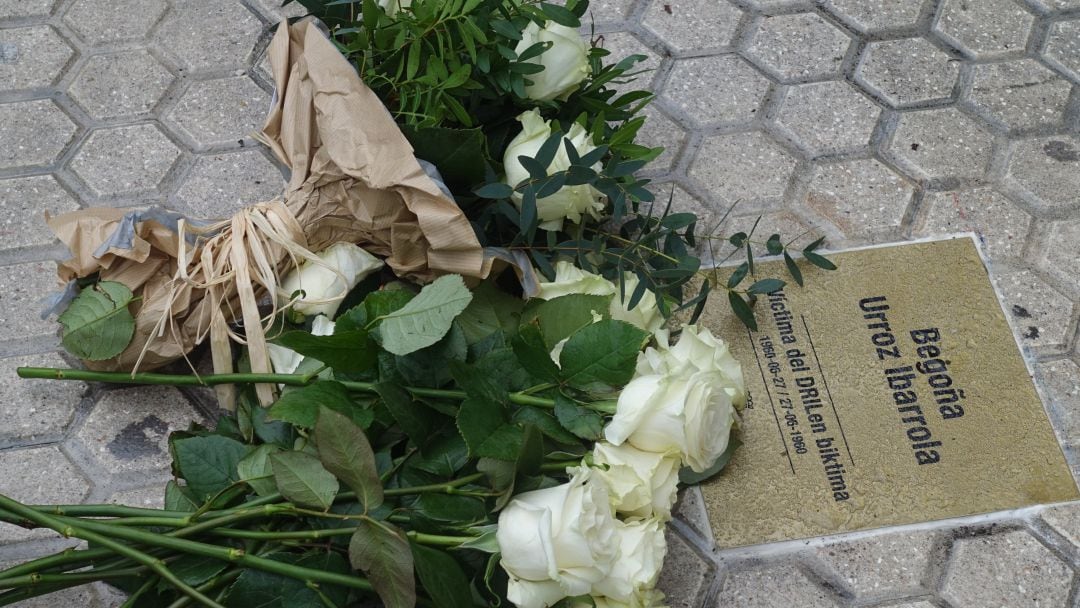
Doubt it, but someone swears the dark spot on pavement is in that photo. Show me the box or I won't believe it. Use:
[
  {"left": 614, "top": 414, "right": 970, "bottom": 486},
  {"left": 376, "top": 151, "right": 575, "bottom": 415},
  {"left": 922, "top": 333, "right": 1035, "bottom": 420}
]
[
  {"left": 107, "top": 415, "right": 169, "bottom": 460},
  {"left": 1044, "top": 140, "right": 1079, "bottom": 162},
  {"left": 1023, "top": 326, "right": 1040, "bottom": 339},
  {"left": 1012, "top": 304, "right": 1031, "bottom": 318},
  {"left": 911, "top": 143, "right": 920, "bottom": 151}
]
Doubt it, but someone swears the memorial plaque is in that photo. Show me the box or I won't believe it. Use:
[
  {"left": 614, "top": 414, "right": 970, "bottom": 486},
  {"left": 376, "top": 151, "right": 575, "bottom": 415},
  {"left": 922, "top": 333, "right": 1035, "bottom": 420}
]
[{"left": 698, "top": 236, "right": 1078, "bottom": 549}]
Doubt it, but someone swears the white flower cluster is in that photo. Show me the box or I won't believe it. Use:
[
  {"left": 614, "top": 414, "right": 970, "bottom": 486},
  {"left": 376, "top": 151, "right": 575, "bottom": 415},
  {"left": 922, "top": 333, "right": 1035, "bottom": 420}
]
[{"left": 496, "top": 269, "right": 744, "bottom": 608}]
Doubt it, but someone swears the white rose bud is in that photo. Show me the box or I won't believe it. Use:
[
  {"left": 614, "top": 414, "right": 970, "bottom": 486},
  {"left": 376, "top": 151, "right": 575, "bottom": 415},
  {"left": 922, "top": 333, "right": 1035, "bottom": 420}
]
[
  {"left": 515, "top": 21, "right": 590, "bottom": 102},
  {"left": 267, "top": 315, "right": 335, "bottom": 375},
  {"left": 279, "top": 243, "right": 383, "bottom": 319},
  {"left": 535, "top": 261, "right": 664, "bottom": 334},
  {"left": 496, "top": 467, "right": 619, "bottom": 608},
  {"left": 604, "top": 325, "right": 743, "bottom": 472},
  {"left": 592, "top": 442, "right": 680, "bottom": 520},
  {"left": 503, "top": 111, "right": 605, "bottom": 232},
  {"left": 592, "top": 519, "right": 668, "bottom": 603}
]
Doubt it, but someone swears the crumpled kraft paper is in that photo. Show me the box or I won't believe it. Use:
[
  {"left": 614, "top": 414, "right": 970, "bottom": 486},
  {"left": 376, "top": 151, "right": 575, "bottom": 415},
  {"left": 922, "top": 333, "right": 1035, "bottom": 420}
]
[{"left": 46, "top": 18, "right": 486, "bottom": 406}]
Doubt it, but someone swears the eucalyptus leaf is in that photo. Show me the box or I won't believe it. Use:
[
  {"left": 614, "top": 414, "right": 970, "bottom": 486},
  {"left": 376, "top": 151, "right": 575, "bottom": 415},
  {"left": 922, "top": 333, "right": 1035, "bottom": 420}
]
[
  {"left": 377, "top": 274, "right": 473, "bottom": 355},
  {"left": 58, "top": 281, "right": 136, "bottom": 361}
]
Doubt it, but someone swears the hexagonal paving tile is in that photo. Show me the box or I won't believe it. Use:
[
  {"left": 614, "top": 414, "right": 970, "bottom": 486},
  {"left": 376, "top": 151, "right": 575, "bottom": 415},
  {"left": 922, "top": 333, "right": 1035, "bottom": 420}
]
[
  {"left": 886, "top": 107, "right": 993, "bottom": 182},
  {"left": 69, "top": 124, "right": 181, "bottom": 197},
  {"left": 674, "top": 487, "right": 712, "bottom": 542},
  {"left": 154, "top": 0, "right": 261, "bottom": 72},
  {"left": 0, "top": 261, "right": 65, "bottom": 340},
  {"left": 0, "top": 353, "right": 85, "bottom": 446},
  {"left": 689, "top": 131, "right": 798, "bottom": 208},
  {"left": 815, "top": 531, "right": 937, "bottom": 600},
  {"left": 642, "top": 0, "right": 743, "bottom": 54},
  {"left": 1029, "top": 0, "right": 1080, "bottom": 10},
  {"left": 857, "top": 38, "right": 960, "bottom": 107},
  {"left": 580, "top": 0, "right": 635, "bottom": 22},
  {"left": 1041, "top": 501, "right": 1080, "bottom": 546},
  {"left": 1006, "top": 135, "right": 1080, "bottom": 211},
  {"left": 174, "top": 151, "right": 286, "bottom": 219},
  {"left": 0, "top": 175, "right": 80, "bottom": 250},
  {"left": 0, "top": 100, "right": 78, "bottom": 171},
  {"left": 71, "top": 386, "right": 205, "bottom": 478},
  {"left": 994, "top": 267, "right": 1074, "bottom": 352},
  {"left": 775, "top": 81, "right": 881, "bottom": 157},
  {"left": 0, "top": 26, "right": 74, "bottom": 91},
  {"left": 247, "top": 0, "right": 307, "bottom": 22},
  {"left": 967, "top": 59, "right": 1073, "bottom": 131},
  {"left": 941, "top": 530, "right": 1071, "bottom": 607},
  {"left": 0, "top": 446, "right": 90, "bottom": 544},
  {"left": 636, "top": 104, "right": 686, "bottom": 172},
  {"left": 1037, "top": 359, "right": 1080, "bottom": 447},
  {"left": 63, "top": 0, "right": 168, "bottom": 45},
  {"left": 715, "top": 564, "right": 841, "bottom": 607},
  {"left": 1043, "top": 220, "right": 1080, "bottom": 286},
  {"left": 933, "top": 0, "right": 1034, "bottom": 59},
  {"left": 803, "top": 159, "right": 914, "bottom": 243},
  {"left": 166, "top": 76, "right": 270, "bottom": 149},
  {"left": 107, "top": 484, "right": 165, "bottom": 509},
  {"left": 68, "top": 50, "right": 173, "bottom": 120},
  {"left": 661, "top": 55, "right": 770, "bottom": 127},
  {"left": 656, "top": 530, "right": 713, "bottom": 608},
  {"left": 915, "top": 188, "right": 1031, "bottom": 260},
  {"left": 745, "top": 13, "right": 850, "bottom": 83},
  {"left": 595, "top": 31, "right": 661, "bottom": 93},
  {"left": 0, "top": 0, "right": 57, "bottom": 18},
  {"left": 822, "top": 0, "right": 925, "bottom": 34},
  {"left": 1043, "top": 20, "right": 1080, "bottom": 82}
]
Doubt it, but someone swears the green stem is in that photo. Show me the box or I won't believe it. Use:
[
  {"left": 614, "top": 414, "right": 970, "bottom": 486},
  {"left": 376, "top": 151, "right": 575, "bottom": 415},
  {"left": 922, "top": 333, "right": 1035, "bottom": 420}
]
[
  {"left": 0, "top": 566, "right": 146, "bottom": 588},
  {"left": 17, "top": 368, "right": 559, "bottom": 409},
  {"left": 120, "top": 576, "right": 159, "bottom": 608},
  {"left": 0, "top": 494, "right": 223, "bottom": 608},
  {"left": 165, "top": 569, "right": 242, "bottom": 608},
  {"left": 406, "top": 531, "right": 475, "bottom": 547}
]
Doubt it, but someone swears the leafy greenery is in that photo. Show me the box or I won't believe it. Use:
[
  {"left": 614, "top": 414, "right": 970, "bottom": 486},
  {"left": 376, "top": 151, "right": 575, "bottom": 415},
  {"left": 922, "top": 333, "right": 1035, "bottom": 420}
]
[{"left": 57, "top": 281, "right": 136, "bottom": 360}]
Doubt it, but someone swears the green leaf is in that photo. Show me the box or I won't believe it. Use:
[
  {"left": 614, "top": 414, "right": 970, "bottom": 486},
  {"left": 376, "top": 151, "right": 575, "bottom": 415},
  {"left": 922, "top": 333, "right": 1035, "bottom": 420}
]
[
  {"left": 349, "top": 519, "right": 415, "bottom": 608},
  {"left": 457, "top": 280, "right": 524, "bottom": 344},
  {"left": 223, "top": 552, "right": 349, "bottom": 608},
  {"left": 554, "top": 394, "right": 603, "bottom": 440},
  {"left": 521, "top": 293, "right": 612, "bottom": 349},
  {"left": 374, "top": 381, "right": 433, "bottom": 449},
  {"left": 273, "top": 330, "right": 376, "bottom": 373},
  {"left": 170, "top": 555, "right": 228, "bottom": 587},
  {"left": 728, "top": 291, "right": 757, "bottom": 332},
  {"left": 237, "top": 444, "right": 280, "bottom": 497},
  {"left": 747, "top": 278, "right": 785, "bottom": 295},
  {"left": 728, "top": 232, "right": 747, "bottom": 247},
  {"left": 412, "top": 544, "right": 474, "bottom": 608},
  {"left": 172, "top": 436, "right": 250, "bottom": 502},
  {"left": 511, "top": 323, "right": 560, "bottom": 382},
  {"left": 804, "top": 235, "right": 827, "bottom": 252},
  {"left": 377, "top": 274, "right": 473, "bottom": 356},
  {"left": 558, "top": 319, "right": 648, "bottom": 389},
  {"left": 268, "top": 381, "right": 374, "bottom": 429},
  {"left": 414, "top": 494, "right": 487, "bottom": 523},
  {"left": 336, "top": 289, "right": 415, "bottom": 333},
  {"left": 679, "top": 436, "right": 741, "bottom": 484},
  {"left": 474, "top": 182, "right": 515, "bottom": 199},
  {"left": 539, "top": 2, "right": 581, "bottom": 27},
  {"left": 164, "top": 481, "right": 199, "bottom": 513},
  {"left": 766, "top": 233, "right": 783, "bottom": 255},
  {"left": 315, "top": 407, "right": 383, "bottom": 512},
  {"left": 270, "top": 451, "right": 339, "bottom": 510},
  {"left": 784, "top": 252, "right": 804, "bottom": 287},
  {"left": 804, "top": 251, "right": 837, "bottom": 270},
  {"left": 727, "top": 262, "right": 749, "bottom": 289},
  {"left": 402, "top": 126, "right": 486, "bottom": 188},
  {"left": 58, "top": 281, "right": 136, "bottom": 360},
  {"left": 513, "top": 405, "right": 579, "bottom": 445}
]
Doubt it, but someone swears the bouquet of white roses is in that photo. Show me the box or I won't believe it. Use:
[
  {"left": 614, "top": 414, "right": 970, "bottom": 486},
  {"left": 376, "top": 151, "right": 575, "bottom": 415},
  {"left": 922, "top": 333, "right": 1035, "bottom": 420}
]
[{"left": 0, "top": 0, "right": 831, "bottom": 606}]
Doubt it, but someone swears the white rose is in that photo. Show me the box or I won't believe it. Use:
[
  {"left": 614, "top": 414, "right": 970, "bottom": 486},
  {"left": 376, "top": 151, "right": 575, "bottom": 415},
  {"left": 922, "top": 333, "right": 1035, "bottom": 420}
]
[
  {"left": 516, "top": 21, "right": 590, "bottom": 102},
  {"left": 503, "top": 110, "right": 605, "bottom": 232},
  {"left": 604, "top": 326, "right": 742, "bottom": 472},
  {"left": 536, "top": 261, "right": 664, "bottom": 334},
  {"left": 592, "top": 442, "right": 680, "bottom": 520},
  {"left": 586, "top": 589, "right": 668, "bottom": 608},
  {"left": 268, "top": 315, "right": 335, "bottom": 375},
  {"left": 377, "top": 0, "right": 411, "bottom": 16},
  {"left": 662, "top": 325, "right": 745, "bottom": 406},
  {"left": 592, "top": 519, "right": 667, "bottom": 603},
  {"left": 497, "top": 467, "right": 619, "bottom": 608},
  {"left": 279, "top": 243, "right": 383, "bottom": 319}
]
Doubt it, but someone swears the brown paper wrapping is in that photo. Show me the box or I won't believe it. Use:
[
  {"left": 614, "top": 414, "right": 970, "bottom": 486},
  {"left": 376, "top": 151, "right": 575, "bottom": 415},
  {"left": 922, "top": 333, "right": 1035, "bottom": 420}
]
[{"left": 46, "top": 19, "right": 485, "bottom": 405}]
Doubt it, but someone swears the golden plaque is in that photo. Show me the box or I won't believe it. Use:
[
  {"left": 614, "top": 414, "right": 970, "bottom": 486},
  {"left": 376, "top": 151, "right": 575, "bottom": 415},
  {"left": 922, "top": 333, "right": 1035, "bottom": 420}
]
[{"left": 698, "top": 237, "right": 1077, "bottom": 548}]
